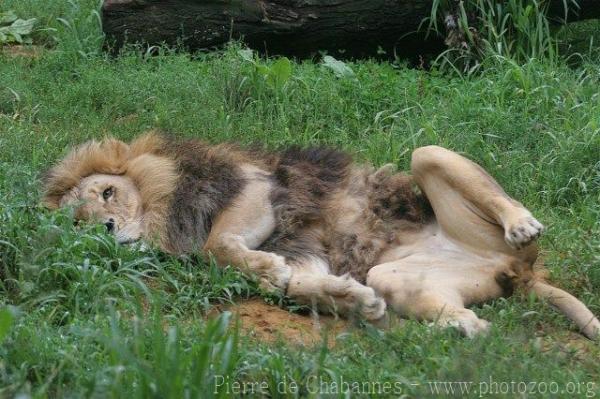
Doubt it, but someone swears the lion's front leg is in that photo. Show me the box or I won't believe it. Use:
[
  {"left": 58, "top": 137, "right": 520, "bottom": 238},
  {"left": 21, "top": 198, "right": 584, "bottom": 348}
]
[
  {"left": 286, "top": 258, "right": 387, "bottom": 321},
  {"left": 203, "top": 167, "right": 292, "bottom": 292},
  {"left": 205, "top": 232, "right": 291, "bottom": 291}
]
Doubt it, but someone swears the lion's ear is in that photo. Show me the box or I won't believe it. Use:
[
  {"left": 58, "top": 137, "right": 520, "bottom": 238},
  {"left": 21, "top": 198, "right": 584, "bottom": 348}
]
[
  {"left": 42, "top": 186, "right": 79, "bottom": 210},
  {"left": 58, "top": 186, "right": 81, "bottom": 208}
]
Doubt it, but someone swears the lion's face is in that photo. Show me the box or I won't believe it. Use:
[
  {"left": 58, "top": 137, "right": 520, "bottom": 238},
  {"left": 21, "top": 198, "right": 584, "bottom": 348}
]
[{"left": 62, "top": 173, "right": 144, "bottom": 244}]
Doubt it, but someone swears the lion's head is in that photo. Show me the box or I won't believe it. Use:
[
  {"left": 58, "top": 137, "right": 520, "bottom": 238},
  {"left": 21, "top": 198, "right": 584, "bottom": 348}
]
[
  {"left": 42, "top": 132, "right": 179, "bottom": 246},
  {"left": 59, "top": 173, "right": 144, "bottom": 243}
]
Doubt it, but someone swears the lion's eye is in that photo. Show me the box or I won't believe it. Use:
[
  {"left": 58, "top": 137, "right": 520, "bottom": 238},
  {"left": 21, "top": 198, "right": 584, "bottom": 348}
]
[{"left": 102, "top": 187, "right": 114, "bottom": 201}]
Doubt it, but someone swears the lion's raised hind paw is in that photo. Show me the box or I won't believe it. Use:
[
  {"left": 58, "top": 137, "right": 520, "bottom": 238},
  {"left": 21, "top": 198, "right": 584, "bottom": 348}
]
[{"left": 504, "top": 213, "right": 544, "bottom": 250}]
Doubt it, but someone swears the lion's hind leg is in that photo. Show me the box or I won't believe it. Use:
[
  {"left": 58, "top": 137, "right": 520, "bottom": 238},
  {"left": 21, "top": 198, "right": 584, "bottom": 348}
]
[
  {"left": 367, "top": 255, "right": 499, "bottom": 338},
  {"left": 411, "top": 145, "right": 543, "bottom": 255},
  {"left": 286, "top": 257, "right": 386, "bottom": 321},
  {"left": 419, "top": 299, "right": 491, "bottom": 338}
]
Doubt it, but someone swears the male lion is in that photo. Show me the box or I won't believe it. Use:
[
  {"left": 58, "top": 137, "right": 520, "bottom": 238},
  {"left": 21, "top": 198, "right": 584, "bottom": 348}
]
[{"left": 43, "top": 132, "right": 600, "bottom": 339}]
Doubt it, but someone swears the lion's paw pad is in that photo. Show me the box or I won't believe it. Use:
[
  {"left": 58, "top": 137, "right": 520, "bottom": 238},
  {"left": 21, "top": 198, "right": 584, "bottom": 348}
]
[
  {"left": 362, "top": 297, "right": 387, "bottom": 320},
  {"left": 505, "top": 215, "right": 544, "bottom": 249}
]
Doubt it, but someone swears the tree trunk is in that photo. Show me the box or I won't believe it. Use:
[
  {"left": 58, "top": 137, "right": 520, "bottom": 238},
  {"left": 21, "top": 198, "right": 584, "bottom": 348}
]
[
  {"left": 101, "top": 0, "right": 444, "bottom": 58},
  {"left": 101, "top": 0, "right": 600, "bottom": 59}
]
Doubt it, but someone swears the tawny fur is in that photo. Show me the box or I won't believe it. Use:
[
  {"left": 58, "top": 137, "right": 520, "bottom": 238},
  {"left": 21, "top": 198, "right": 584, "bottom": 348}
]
[
  {"left": 42, "top": 132, "right": 600, "bottom": 340},
  {"left": 43, "top": 133, "right": 179, "bottom": 248}
]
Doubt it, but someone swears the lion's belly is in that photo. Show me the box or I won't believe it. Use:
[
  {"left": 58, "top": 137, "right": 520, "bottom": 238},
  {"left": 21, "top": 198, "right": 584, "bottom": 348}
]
[
  {"left": 377, "top": 221, "right": 447, "bottom": 263},
  {"left": 372, "top": 221, "right": 516, "bottom": 305},
  {"left": 378, "top": 221, "right": 501, "bottom": 265}
]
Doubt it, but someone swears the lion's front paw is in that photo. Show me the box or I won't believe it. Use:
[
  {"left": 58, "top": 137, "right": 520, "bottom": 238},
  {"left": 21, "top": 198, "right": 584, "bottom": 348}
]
[
  {"left": 504, "top": 214, "right": 544, "bottom": 249},
  {"left": 361, "top": 296, "right": 387, "bottom": 321},
  {"left": 456, "top": 317, "right": 490, "bottom": 339},
  {"left": 434, "top": 312, "right": 491, "bottom": 338},
  {"left": 258, "top": 254, "right": 292, "bottom": 292},
  {"left": 346, "top": 281, "right": 387, "bottom": 320},
  {"left": 258, "top": 277, "right": 280, "bottom": 293}
]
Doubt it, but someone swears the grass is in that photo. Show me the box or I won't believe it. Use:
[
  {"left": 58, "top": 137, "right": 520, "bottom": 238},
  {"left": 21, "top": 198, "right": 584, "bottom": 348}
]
[
  {"left": 1, "top": 0, "right": 599, "bottom": 397},
  {"left": 429, "top": 0, "right": 566, "bottom": 69}
]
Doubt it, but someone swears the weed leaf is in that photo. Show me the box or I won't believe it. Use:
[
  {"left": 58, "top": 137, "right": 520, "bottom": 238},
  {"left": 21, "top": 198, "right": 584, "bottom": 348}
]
[
  {"left": 0, "top": 17, "right": 36, "bottom": 44},
  {"left": 267, "top": 57, "right": 292, "bottom": 89},
  {"left": 238, "top": 48, "right": 254, "bottom": 63},
  {"left": 0, "top": 11, "right": 18, "bottom": 26},
  {"left": 9, "top": 18, "right": 37, "bottom": 36},
  {"left": 322, "top": 55, "right": 354, "bottom": 78}
]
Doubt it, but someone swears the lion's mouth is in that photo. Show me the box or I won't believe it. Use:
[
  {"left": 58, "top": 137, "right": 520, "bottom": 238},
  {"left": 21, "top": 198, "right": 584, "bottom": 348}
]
[
  {"left": 115, "top": 229, "right": 141, "bottom": 245},
  {"left": 116, "top": 237, "right": 140, "bottom": 245},
  {"left": 112, "top": 220, "right": 144, "bottom": 245}
]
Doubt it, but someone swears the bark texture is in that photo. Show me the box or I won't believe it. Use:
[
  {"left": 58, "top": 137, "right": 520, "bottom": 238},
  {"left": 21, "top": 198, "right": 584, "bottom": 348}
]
[
  {"left": 101, "top": 0, "right": 600, "bottom": 58},
  {"left": 101, "top": 0, "right": 443, "bottom": 58}
]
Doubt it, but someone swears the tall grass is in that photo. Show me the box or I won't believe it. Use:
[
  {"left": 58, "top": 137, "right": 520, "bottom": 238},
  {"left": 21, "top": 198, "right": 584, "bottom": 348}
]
[
  {"left": 429, "top": 0, "right": 579, "bottom": 72},
  {"left": 0, "top": 0, "right": 599, "bottom": 397},
  {"left": 2, "top": 0, "right": 103, "bottom": 55}
]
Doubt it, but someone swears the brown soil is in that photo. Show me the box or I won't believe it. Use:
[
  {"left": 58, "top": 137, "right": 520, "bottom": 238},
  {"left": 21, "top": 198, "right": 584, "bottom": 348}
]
[
  {"left": 1, "top": 45, "right": 43, "bottom": 58},
  {"left": 540, "top": 330, "right": 600, "bottom": 361},
  {"left": 209, "top": 299, "right": 351, "bottom": 346}
]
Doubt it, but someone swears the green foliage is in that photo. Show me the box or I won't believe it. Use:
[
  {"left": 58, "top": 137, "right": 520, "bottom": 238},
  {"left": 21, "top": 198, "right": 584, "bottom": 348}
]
[
  {"left": 1, "top": 0, "right": 103, "bottom": 52},
  {"left": 0, "top": 11, "right": 36, "bottom": 44},
  {"left": 322, "top": 55, "right": 355, "bottom": 78},
  {"left": 239, "top": 48, "right": 292, "bottom": 91},
  {"left": 98, "top": 311, "right": 239, "bottom": 399},
  {"left": 0, "top": 0, "right": 600, "bottom": 397},
  {"left": 429, "top": 0, "right": 579, "bottom": 72},
  {"left": 220, "top": 48, "right": 293, "bottom": 113}
]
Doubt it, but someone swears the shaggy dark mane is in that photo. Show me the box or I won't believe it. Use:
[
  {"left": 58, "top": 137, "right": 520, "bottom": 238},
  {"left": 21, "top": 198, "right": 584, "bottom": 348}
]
[{"left": 161, "top": 139, "right": 246, "bottom": 253}]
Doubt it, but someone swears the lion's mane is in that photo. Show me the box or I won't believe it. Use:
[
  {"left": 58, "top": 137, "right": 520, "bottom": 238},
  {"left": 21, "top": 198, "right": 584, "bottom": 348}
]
[{"left": 42, "top": 132, "right": 179, "bottom": 248}]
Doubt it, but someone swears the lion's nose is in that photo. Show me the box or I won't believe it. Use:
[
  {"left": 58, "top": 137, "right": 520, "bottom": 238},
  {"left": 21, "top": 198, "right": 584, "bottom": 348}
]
[{"left": 104, "top": 218, "right": 115, "bottom": 233}]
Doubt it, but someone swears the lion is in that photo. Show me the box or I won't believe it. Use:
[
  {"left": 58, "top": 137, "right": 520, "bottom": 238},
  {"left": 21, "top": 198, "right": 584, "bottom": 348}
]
[{"left": 42, "top": 132, "right": 600, "bottom": 339}]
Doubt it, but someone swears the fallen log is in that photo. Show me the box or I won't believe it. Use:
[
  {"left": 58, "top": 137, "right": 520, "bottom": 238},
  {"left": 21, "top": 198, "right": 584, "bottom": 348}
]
[
  {"left": 101, "top": 0, "right": 445, "bottom": 58},
  {"left": 101, "top": 0, "right": 600, "bottom": 59}
]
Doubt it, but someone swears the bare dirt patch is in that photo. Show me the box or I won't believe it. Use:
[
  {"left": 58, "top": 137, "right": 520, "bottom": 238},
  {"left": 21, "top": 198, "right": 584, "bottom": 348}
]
[
  {"left": 540, "top": 330, "right": 600, "bottom": 361},
  {"left": 1, "top": 45, "right": 43, "bottom": 58},
  {"left": 210, "top": 299, "right": 351, "bottom": 346}
]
